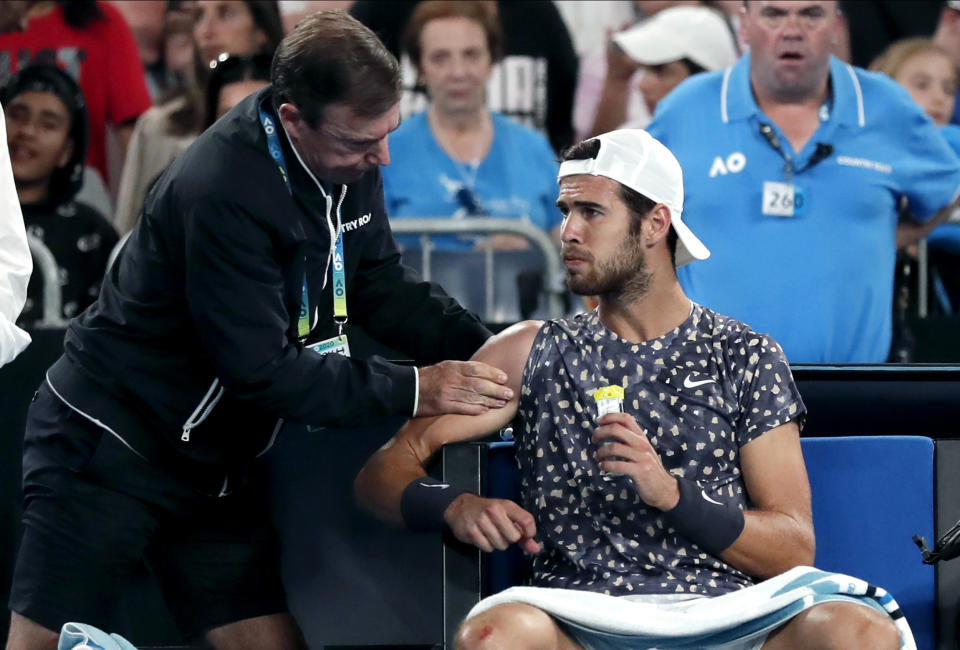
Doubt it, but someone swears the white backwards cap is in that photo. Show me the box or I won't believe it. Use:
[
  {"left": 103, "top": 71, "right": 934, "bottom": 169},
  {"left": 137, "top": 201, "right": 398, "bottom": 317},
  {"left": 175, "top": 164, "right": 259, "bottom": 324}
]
[{"left": 558, "top": 129, "right": 710, "bottom": 267}]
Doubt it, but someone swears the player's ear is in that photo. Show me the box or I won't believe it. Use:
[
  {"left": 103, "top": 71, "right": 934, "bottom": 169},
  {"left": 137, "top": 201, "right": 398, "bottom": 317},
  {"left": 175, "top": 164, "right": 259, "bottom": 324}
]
[{"left": 645, "top": 204, "right": 672, "bottom": 245}]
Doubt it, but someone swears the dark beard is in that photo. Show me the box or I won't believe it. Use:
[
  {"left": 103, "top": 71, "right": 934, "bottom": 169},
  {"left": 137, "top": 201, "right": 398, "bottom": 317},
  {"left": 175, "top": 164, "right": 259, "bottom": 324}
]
[{"left": 565, "top": 232, "right": 651, "bottom": 303}]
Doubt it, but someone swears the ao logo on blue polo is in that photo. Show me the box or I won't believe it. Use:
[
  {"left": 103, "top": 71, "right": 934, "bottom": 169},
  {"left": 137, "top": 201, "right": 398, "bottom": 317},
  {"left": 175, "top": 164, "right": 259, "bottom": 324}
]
[{"left": 709, "top": 152, "right": 746, "bottom": 177}]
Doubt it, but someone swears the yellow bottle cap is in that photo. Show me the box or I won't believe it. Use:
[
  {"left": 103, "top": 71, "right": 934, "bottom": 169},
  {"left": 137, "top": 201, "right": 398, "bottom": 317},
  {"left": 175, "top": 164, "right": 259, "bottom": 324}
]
[{"left": 593, "top": 385, "right": 625, "bottom": 402}]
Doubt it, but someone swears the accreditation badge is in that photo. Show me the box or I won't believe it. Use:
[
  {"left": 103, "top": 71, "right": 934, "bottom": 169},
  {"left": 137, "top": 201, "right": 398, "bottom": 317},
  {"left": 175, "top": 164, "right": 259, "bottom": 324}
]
[
  {"left": 762, "top": 181, "right": 807, "bottom": 217},
  {"left": 307, "top": 334, "right": 351, "bottom": 358}
]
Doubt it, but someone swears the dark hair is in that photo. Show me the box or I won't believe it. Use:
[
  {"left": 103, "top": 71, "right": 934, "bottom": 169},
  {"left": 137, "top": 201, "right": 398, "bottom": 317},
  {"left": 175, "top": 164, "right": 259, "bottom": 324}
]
[
  {"left": 271, "top": 10, "right": 400, "bottom": 127},
  {"left": 679, "top": 57, "right": 707, "bottom": 77},
  {"left": 402, "top": 0, "right": 504, "bottom": 69},
  {"left": 57, "top": 0, "right": 103, "bottom": 29},
  {"left": 560, "top": 138, "right": 679, "bottom": 266},
  {"left": 205, "top": 52, "right": 271, "bottom": 127},
  {"left": 1, "top": 64, "right": 88, "bottom": 204},
  {"left": 243, "top": 1, "right": 284, "bottom": 58}
]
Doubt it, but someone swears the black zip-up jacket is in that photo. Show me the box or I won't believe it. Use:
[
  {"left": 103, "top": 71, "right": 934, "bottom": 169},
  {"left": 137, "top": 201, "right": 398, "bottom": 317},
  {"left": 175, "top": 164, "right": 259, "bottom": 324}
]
[{"left": 47, "top": 88, "right": 490, "bottom": 493}]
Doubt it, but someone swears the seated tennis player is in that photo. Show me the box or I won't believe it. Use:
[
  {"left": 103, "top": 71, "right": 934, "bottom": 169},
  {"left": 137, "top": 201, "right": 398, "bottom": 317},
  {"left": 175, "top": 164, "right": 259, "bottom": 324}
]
[{"left": 354, "top": 130, "right": 908, "bottom": 650}]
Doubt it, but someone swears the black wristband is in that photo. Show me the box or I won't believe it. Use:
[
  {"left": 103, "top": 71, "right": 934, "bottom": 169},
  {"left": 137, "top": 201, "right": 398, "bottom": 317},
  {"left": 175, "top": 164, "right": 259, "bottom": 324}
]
[
  {"left": 662, "top": 478, "right": 745, "bottom": 557},
  {"left": 400, "top": 477, "right": 469, "bottom": 531}
]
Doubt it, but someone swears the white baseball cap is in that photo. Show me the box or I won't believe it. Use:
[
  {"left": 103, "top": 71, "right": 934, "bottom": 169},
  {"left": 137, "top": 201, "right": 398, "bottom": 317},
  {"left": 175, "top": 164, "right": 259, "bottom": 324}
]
[
  {"left": 612, "top": 5, "right": 738, "bottom": 72},
  {"left": 558, "top": 129, "right": 710, "bottom": 267}
]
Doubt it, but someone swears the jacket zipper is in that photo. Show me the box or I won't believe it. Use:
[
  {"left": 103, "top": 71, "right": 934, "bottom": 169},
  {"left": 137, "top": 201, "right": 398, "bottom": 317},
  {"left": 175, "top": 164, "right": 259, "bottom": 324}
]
[
  {"left": 256, "top": 418, "right": 285, "bottom": 458},
  {"left": 181, "top": 378, "right": 225, "bottom": 442}
]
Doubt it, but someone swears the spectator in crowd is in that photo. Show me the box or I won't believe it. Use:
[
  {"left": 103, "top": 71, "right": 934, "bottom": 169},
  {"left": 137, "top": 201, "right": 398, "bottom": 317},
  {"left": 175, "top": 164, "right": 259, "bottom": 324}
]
[
  {"left": 573, "top": 1, "right": 739, "bottom": 142},
  {"left": 588, "top": 5, "right": 739, "bottom": 139},
  {"left": 5, "top": 12, "right": 512, "bottom": 649},
  {"left": 934, "top": 0, "right": 960, "bottom": 126},
  {"left": 0, "top": 0, "right": 152, "bottom": 192},
  {"left": 193, "top": 0, "right": 283, "bottom": 68},
  {"left": 646, "top": 0, "right": 960, "bottom": 363},
  {"left": 355, "top": 129, "right": 905, "bottom": 650},
  {"left": 204, "top": 51, "right": 271, "bottom": 128},
  {"left": 107, "top": 1, "right": 168, "bottom": 99},
  {"left": 0, "top": 0, "right": 39, "bottom": 369},
  {"left": 351, "top": 0, "right": 579, "bottom": 153},
  {"left": 383, "top": 0, "right": 561, "bottom": 252},
  {"left": 872, "top": 38, "right": 960, "bottom": 314},
  {"left": 114, "top": 0, "right": 282, "bottom": 235},
  {"left": 3, "top": 65, "right": 117, "bottom": 327},
  {"left": 161, "top": 1, "right": 201, "bottom": 93}
]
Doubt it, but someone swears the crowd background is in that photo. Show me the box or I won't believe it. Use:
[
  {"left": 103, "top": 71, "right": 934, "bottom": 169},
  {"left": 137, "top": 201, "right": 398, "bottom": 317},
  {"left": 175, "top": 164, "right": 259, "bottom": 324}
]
[{"left": 2, "top": 0, "right": 959, "bottom": 364}]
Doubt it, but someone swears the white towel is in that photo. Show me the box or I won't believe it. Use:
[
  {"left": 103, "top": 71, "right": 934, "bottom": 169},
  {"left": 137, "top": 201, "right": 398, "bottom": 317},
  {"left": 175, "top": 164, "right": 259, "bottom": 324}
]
[{"left": 467, "top": 566, "right": 915, "bottom": 650}]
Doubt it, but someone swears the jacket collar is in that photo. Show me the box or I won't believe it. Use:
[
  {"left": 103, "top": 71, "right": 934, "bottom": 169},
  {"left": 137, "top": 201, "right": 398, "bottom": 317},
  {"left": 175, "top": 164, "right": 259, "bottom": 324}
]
[{"left": 721, "top": 53, "right": 866, "bottom": 128}]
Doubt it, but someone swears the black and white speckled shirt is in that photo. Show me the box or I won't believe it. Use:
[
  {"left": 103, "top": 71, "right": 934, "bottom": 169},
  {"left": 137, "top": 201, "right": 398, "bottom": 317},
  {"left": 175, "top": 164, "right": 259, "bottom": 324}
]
[{"left": 514, "top": 303, "right": 805, "bottom": 597}]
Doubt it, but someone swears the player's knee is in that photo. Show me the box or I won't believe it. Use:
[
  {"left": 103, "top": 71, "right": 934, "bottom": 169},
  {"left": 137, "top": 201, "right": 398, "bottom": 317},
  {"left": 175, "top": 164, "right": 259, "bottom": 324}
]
[
  {"left": 455, "top": 603, "right": 556, "bottom": 650},
  {"left": 853, "top": 611, "right": 901, "bottom": 650},
  {"left": 799, "top": 602, "right": 901, "bottom": 650}
]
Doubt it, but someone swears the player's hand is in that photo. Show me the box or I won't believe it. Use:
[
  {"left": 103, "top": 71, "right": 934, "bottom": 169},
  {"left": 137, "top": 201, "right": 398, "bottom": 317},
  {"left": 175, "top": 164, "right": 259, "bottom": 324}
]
[
  {"left": 416, "top": 360, "right": 513, "bottom": 417},
  {"left": 444, "top": 493, "right": 541, "bottom": 554},
  {"left": 593, "top": 412, "right": 679, "bottom": 511}
]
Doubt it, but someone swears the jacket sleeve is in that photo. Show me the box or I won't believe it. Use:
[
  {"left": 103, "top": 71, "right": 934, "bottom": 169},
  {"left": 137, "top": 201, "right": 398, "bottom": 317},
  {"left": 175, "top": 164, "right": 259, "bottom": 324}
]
[
  {"left": 0, "top": 108, "right": 32, "bottom": 367},
  {"left": 348, "top": 174, "right": 492, "bottom": 364},
  {"left": 182, "top": 194, "right": 418, "bottom": 426}
]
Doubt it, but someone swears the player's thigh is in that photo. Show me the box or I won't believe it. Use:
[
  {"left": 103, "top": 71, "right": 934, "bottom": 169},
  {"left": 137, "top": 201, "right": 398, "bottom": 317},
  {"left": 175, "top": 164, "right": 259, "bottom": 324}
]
[{"left": 456, "top": 602, "right": 582, "bottom": 650}]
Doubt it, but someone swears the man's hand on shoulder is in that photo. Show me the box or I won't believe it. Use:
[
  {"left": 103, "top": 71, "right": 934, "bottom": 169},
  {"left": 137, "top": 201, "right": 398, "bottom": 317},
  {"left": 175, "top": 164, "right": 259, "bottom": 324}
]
[
  {"left": 415, "top": 360, "right": 513, "bottom": 417},
  {"left": 414, "top": 320, "right": 544, "bottom": 418},
  {"left": 445, "top": 492, "right": 541, "bottom": 555}
]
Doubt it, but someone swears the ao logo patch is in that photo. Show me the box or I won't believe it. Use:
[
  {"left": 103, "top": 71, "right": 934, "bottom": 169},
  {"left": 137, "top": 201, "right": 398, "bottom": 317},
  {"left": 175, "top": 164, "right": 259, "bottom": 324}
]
[{"left": 709, "top": 152, "right": 746, "bottom": 177}]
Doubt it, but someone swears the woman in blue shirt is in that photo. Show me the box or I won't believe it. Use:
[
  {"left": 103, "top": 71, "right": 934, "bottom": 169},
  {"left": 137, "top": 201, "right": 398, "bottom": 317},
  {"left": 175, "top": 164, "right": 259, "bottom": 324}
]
[{"left": 382, "top": 1, "right": 561, "bottom": 252}]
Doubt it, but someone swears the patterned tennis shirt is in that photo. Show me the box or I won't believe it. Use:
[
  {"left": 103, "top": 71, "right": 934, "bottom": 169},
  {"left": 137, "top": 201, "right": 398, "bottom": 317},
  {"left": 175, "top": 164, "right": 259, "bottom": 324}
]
[{"left": 514, "top": 303, "right": 806, "bottom": 596}]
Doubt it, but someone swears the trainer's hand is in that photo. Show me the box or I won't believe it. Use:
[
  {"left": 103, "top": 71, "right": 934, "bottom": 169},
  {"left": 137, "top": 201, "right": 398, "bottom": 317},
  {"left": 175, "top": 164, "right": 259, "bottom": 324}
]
[
  {"left": 593, "top": 412, "right": 679, "bottom": 511},
  {"left": 416, "top": 360, "right": 513, "bottom": 417},
  {"left": 445, "top": 493, "right": 541, "bottom": 554}
]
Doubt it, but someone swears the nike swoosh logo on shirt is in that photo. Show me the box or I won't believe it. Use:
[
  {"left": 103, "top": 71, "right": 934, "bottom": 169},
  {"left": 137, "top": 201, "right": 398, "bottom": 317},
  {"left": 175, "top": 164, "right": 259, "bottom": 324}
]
[
  {"left": 701, "top": 490, "right": 723, "bottom": 506},
  {"left": 683, "top": 375, "right": 716, "bottom": 389},
  {"left": 420, "top": 483, "right": 450, "bottom": 489}
]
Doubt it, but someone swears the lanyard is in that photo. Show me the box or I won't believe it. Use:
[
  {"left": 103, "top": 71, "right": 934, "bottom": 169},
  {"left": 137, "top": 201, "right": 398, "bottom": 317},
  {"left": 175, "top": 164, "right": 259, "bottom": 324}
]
[
  {"left": 259, "top": 103, "right": 348, "bottom": 336},
  {"left": 758, "top": 123, "right": 834, "bottom": 182}
]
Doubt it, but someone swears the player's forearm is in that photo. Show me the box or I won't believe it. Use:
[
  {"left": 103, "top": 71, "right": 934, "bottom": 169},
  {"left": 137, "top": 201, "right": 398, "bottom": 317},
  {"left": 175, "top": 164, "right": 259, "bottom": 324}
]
[
  {"left": 719, "top": 509, "right": 815, "bottom": 579},
  {"left": 354, "top": 435, "right": 429, "bottom": 526}
]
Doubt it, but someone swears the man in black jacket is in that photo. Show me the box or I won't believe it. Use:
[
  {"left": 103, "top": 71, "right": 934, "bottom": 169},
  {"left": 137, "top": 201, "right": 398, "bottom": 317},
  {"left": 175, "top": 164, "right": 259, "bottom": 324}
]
[{"left": 7, "top": 11, "right": 513, "bottom": 650}]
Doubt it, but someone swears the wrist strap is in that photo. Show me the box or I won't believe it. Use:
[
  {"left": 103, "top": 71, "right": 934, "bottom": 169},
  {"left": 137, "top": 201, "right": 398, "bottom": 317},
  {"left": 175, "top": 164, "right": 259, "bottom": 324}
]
[
  {"left": 400, "top": 477, "right": 468, "bottom": 531},
  {"left": 662, "top": 477, "right": 745, "bottom": 557}
]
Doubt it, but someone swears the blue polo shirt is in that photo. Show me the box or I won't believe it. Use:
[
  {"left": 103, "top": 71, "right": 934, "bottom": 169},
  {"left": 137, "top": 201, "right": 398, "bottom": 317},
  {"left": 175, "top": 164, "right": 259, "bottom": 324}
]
[
  {"left": 383, "top": 112, "right": 561, "bottom": 250},
  {"left": 648, "top": 54, "right": 960, "bottom": 363}
]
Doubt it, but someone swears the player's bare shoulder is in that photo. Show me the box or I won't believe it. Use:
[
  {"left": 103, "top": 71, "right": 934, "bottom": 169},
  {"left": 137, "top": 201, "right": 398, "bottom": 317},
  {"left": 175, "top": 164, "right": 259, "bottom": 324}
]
[{"left": 473, "top": 320, "right": 545, "bottom": 388}]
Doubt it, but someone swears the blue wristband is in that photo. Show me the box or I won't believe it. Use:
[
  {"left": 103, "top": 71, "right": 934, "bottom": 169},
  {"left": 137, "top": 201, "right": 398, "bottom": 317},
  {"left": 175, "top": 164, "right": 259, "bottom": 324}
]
[
  {"left": 663, "top": 477, "right": 745, "bottom": 557},
  {"left": 400, "top": 477, "right": 469, "bottom": 531}
]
